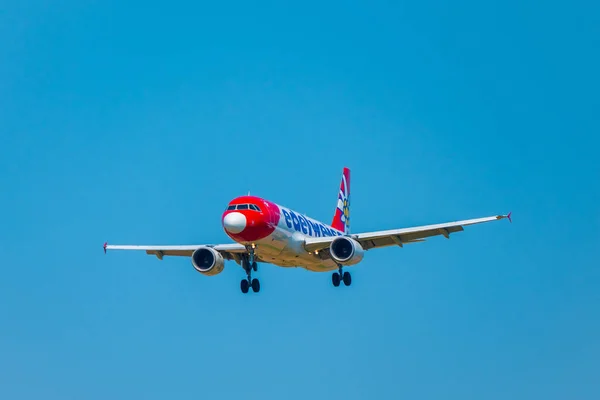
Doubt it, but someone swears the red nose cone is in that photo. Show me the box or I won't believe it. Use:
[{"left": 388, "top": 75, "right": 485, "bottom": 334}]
[{"left": 222, "top": 196, "right": 280, "bottom": 243}]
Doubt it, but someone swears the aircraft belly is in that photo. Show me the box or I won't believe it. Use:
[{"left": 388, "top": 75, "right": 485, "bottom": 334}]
[{"left": 254, "top": 225, "right": 338, "bottom": 272}]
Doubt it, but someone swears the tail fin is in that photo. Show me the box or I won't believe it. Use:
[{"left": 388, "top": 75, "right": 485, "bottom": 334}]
[{"left": 331, "top": 167, "right": 351, "bottom": 234}]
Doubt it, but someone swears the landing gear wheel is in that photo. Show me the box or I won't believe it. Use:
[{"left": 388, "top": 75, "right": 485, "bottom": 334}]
[
  {"left": 241, "top": 279, "right": 249, "bottom": 293},
  {"left": 332, "top": 272, "right": 341, "bottom": 287},
  {"left": 251, "top": 278, "right": 260, "bottom": 293},
  {"left": 342, "top": 271, "right": 352, "bottom": 286},
  {"left": 252, "top": 262, "right": 258, "bottom": 272}
]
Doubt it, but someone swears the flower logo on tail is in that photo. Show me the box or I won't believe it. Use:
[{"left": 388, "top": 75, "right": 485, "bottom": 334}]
[{"left": 336, "top": 173, "right": 350, "bottom": 231}]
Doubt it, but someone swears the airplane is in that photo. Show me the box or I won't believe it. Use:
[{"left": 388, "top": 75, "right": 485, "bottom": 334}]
[{"left": 103, "top": 167, "right": 511, "bottom": 293}]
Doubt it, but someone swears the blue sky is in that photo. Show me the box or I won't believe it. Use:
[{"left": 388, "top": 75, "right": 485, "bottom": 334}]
[{"left": 1, "top": 1, "right": 599, "bottom": 399}]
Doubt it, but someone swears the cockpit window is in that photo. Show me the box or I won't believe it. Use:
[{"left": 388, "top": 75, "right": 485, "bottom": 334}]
[{"left": 228, "top": 203, "right": 261, "bottom": 211}]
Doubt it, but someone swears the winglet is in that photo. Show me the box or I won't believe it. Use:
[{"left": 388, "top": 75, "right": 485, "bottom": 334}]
[
  {"left": 496, "top": 212, "right": 512, "bottom": 223},
  {"left": 103, "top": 242, "right": 108, "bottom": 254}
]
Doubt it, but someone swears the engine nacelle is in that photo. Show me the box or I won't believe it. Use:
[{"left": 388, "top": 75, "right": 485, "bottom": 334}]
[
  {"left": 191, "top": 247, "right": 225, "bottom": 276},
  {"left": 329, "top": 237, "right": 365, "bottom": 266}
]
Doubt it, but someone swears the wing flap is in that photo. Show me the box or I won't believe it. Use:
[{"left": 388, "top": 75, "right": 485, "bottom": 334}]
[
  {"left": 145, "top": 249, "right": 194, "bottom": 258},
  {"left": 359, "top": 236, "right": 427, "bottom": 250}
]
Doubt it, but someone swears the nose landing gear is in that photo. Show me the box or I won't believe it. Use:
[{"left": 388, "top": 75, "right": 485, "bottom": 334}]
[{"left": 240, "top": 247, "right": 260, "bottom": 294}]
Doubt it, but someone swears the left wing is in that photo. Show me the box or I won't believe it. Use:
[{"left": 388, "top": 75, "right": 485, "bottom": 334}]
[
  {"left": 304, "top": 212, "right": 511, "bottom": 253},
  {"left": 103, "top": 242, "right": 247, "bottom": 261}
]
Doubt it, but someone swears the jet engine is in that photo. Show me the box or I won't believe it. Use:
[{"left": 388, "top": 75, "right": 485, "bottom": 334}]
[
  {"left": 191, "top": 247, "right": 225, "bottom": 276},
  {"left": 329, "top": 237, "right": 364, "bottom": 265}
]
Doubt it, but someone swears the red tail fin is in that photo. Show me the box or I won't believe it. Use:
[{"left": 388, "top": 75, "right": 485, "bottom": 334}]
[{"left": 331, "top": 167, "right": 351, "bottom": 234}]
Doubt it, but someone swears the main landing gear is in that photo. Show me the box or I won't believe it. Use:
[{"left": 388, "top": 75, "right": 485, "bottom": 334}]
[
  {"left": 240, "top": 247, "right": 260, "bottom": 294},
  {"left": 332, "top": 264, "right": 351, "bottom": 287}
]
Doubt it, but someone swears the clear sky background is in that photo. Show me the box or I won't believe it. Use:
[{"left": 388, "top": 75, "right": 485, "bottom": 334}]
[{"left": 1, "top": 1, "right": 599, "bottom": 399}]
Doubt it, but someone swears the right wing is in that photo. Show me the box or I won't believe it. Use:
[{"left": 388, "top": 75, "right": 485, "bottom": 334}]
[
  {"left": 304, "top": 212, "right": 511, "bottom": 253},
  {"left": 103, "top": 242, "right": 247, "bottom": 261}
]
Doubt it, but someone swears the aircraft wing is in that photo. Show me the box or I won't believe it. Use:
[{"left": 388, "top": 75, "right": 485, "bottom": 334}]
[
  {"left": 103, "top": 242, "right": 248, "bottom": 261},
  {"left": 304, "top": 213, "right": 511, "bottom": 253}
]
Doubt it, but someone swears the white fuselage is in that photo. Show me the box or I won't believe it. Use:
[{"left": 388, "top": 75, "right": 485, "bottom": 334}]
[{"left": 250, "top": 204, "right": 344, "bottom": 272}]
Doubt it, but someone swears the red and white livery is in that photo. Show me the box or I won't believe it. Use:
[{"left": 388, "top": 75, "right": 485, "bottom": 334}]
[{"left": 104, "top": 167, "right": 511, "bottom": 293}]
